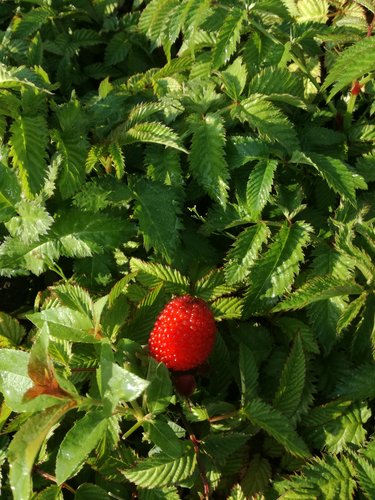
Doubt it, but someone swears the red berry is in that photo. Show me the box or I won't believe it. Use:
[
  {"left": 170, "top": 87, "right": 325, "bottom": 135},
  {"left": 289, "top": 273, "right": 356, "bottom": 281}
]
[{"left": 148, "top": 295, "right": 216, "bottom": 371}]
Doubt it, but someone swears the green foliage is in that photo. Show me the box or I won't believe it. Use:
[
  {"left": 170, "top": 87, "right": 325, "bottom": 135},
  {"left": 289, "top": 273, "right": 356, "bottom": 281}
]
[{"left": 0, "top": 0, "right": 374, "bottom": 498}]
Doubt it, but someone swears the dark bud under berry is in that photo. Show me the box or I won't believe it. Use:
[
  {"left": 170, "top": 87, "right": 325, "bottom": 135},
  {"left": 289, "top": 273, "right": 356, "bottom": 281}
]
[{"left": 173, "top": 373, "right": 196, "bottom": 397}]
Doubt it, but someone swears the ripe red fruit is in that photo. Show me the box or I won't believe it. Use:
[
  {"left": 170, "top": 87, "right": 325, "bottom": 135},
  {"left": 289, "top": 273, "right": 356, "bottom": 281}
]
[{"left": 148, "top": 295, "right": 216, "bottom": 371}]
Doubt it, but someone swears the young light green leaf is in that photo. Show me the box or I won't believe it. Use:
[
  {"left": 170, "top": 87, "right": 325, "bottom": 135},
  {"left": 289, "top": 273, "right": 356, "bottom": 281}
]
[
  {"left": 246, "top": 159, "right": 278, "bottom": 218},
  {"left": 189, "top": 113, "right": 229, "bottom": 207},
  {"left": 105, "top": 363, "right": 149, "bottom": 410},
  {"left": 0, "top": 349, "right": 32, "bottom": 411},
  {"left": 243, "top": 398, "right": 310, "bottom": 457},
  {"left": 8, "top": 402, "right": 74, "bottom": 500},
  {"left": 56, "top": 410, "right": 108, "bottom": 484},
  {"left": 5, "top": 200, "right": 53, "bottom": 244},
  {"left": 27, "top": 308, "right": 99, "bottom": 344}
]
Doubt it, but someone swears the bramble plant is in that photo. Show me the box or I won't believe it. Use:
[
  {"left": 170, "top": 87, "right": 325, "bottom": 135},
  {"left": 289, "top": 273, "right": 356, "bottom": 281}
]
[{"left": 0, "top": 0, "right": 374, "bottom": 498}]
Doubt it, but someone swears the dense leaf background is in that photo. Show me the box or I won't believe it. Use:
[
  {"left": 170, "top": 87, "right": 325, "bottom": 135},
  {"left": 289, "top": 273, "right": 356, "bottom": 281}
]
[{"left": 0, "top": 0, "right": 374, "bottom": 498}]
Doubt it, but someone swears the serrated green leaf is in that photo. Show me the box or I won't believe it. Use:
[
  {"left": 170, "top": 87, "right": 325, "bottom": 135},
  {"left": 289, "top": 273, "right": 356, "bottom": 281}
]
[
  {"left": 27, "top": 308, "right": 99, "bottom": 344},
  {"left": 75, "top": 483, "right": 110, "bottom": 500},
  {"left": 241, "top": 454, "right": 272, "bottom": 498},
  {"left": 121, "top": 447, "right": 196, "bottom": 489},
  {"left": 246, "top": 159, "right": 278, "bottom": 218},
  {"left": 0, "top": 163, "right": 21, "bottom": 222},
  {"left": 52, "top": 283, "right": 94, "bottom": 320},
  {"left": 189, "top": 113, "right": 229, "bottom": 207},
  {"left": 322, "top": 37, "right": 375, "bottom": 100},
  {"left": 0, "top": 349, "right": 32, "bottom": 411},
  {"left": 9, "top": 114, "right": 48, "bottom": 198},
  {"left": 244, "top": 221, "right": 312, "bottom": 313},
  {"left": 145, "top": 360, "right": 173, "bottom": 415},
  {"left": 203, "top": 433, "right": 248, "bottom": 458},
  {"left": 239, "top": 343, "right": 258, "bottom": 404},
  {"left": 273, "top": 335, "right": 306, "bottom": 419},
  {"left": 335, "top": 363, "right": 375, "bottom": 400},
  {"left": 291, "top": 151, "right": 362, "bottom": 205},
  {"left": 56, "top": 410, "right": 108, "bottom": 484},
  {"left": 273, "top": 276, "right": 363, "bottom": 312},
  {"left": 52, "top": 210, "right": 134, "bottom": 257},
  {"left": 144, "top": 419, "right": 185, "bottom": 458},
  {"left": 232, "top": 97, "right": 299, "bottom": 153},
  {"left": 138, "top": 0, "right": 180, "bottom": 48},
  {"left": 211, "top": 296, "right": 244, "bottom": 319},
  {"left": 5, "top": 200, "right": 53, "bottom": 244},
  {"left": 0, "top": 312, "right": 25, "bottom": 348},
  {"left": 133, "top": 179, "right": 182, "bottom": 263},
  {"left": 226, "top": 136, "right": 270, "bottom": 169},
  {"left": 130, "top": 258, "right": 190, "bottom": 290},
  {"left": 303, "top": 401, "right": 370, "bottom": 453},
  {"left": 337, "top": 293, "right": 367, "bottom": 333},
  {"left": 33, "top": 484, "right": 63, "bottom": 500},
  {"left": 54, "top": 133, "right": 88, "bottom": 200},
  {"left": 224, "top": 224, "right": 270, "bottom": 285},
  {"left": 0, "top": 238, "right": 60, "bottom": 277},
  {"left": 192, "top": 269, "right": 233, "bottom": 301},
  {"left": 118, "top": 121, "right": 187, "bottom": 153},
  {"left": 243, "top": 398, "right": 310, "bottom": 457},
  {"left": 8, "top": 403, "right": 73, "bottom": 500},
  {"left": 220, "top": 57, "right": 247, "bottom": 100},
  {"left": 353, "top": 454, "right": 375, "bottom": 499},
  {"left": 296, "top": 0, "right": 329, "bottom": 23},
  {"left": 229, "top": 484, "right": 248, "bottom": 500},
  {"left": 212, "top": 8, "right": 245, "bottom": 69},
  {"left": 274, "top": 454, "right": 356, "bottom": 499}
]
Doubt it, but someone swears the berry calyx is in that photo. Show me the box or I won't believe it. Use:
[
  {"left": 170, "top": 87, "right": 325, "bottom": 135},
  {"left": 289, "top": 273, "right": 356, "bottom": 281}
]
[
  {"left": 148, "top": 295, "right": 216, "bottom": 371},
  {"left": 351, "top": 81, "right": 363, "bottom": 96}
]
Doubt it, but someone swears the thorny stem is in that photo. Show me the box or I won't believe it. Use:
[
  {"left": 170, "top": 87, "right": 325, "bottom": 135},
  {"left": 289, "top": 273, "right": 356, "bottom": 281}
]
[
  {"left": 179, "top": 408, "right": 210, "bottom": 500},
  {"left": 208, "top": 410, "right": 238, "bottom": 423},
  {"left": 33, "top": 466, "right": 76, "bottom": 494}
]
